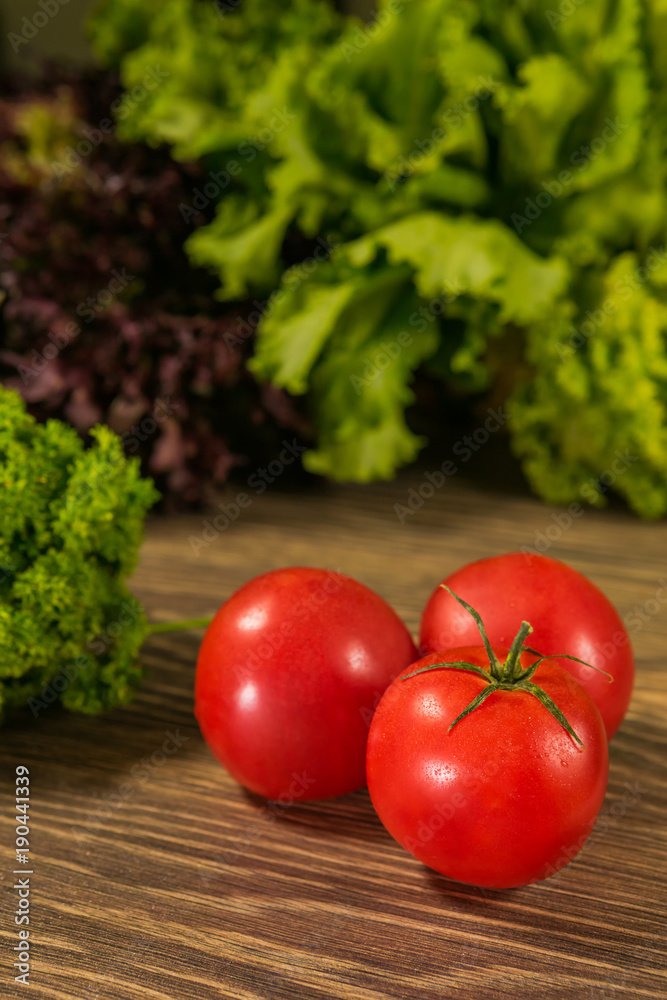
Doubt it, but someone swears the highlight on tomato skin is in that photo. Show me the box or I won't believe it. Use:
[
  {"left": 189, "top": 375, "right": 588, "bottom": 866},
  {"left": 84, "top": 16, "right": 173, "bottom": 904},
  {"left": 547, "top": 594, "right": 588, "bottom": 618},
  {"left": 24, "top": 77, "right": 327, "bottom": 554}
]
[
  {"left": 366, "top": 645, "right": 610, "bottom": 890},
  {"left": 419, "top": 553, "right": 634, "bottom": 739},
  {"left": 194, "top": 566, "right": 417, "bottom": 802}
]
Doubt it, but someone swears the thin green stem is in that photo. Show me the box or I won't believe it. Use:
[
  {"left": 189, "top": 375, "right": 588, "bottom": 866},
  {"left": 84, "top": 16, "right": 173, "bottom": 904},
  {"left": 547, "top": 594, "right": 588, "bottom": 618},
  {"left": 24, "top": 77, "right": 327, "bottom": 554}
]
[
  {"left": 515, "top": 656, "right": 547, "bottom": 683},
  {"left": 502, "top": 620, "right": 533, "bottom": 681},
  {"left": 522, "top": 646, "right": 614, "bottom": 683},
  {"left": 146, "top": 617, "right": 213, "bottom": 635},
  {"left": 521, "top": 681, "right": 584, "bottom": 747},
  {"left": 403, "top": 661, "right": 493, "bottom": 683},
  {"left": 439, "top": 584, "right": 501, "bottom": 676},
  {"left": 448, "top": 684, "right": 499, "bottom": 733},
  {"left": 400, "top": 594, "right": 602, "bottom": 747}
]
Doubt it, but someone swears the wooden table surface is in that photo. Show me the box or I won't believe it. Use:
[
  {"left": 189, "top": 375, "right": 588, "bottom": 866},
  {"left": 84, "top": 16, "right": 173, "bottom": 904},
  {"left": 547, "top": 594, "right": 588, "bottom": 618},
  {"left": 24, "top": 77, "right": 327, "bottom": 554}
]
[{"left": 2, "top": 472, "right": 666, "bottom": 999}]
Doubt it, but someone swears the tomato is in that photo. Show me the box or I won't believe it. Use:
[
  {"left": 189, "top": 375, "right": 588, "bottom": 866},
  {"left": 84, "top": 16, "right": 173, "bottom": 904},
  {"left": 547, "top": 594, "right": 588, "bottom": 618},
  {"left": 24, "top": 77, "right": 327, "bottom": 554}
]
[
  {"left": 195, "top": 567, "right": 417, "bottom": 801},
  {"left": 420, "top": 553, "right": 634, "bottom": 739},
  {"left": 367, "top": 634, "right": 609, "bottom": 888}
]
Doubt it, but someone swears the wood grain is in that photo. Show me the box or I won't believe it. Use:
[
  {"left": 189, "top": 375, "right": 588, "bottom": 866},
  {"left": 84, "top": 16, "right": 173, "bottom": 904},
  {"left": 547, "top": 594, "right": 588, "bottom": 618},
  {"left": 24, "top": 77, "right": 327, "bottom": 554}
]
[{"left": 1, "top": 473, "right": 666, "bottom": 999}]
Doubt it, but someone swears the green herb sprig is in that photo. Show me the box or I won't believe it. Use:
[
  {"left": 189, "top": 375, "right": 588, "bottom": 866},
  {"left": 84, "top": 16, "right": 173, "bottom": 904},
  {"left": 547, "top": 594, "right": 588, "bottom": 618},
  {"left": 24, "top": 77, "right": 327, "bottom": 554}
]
[{"left": 0, "top": 386, "right": 205, "bottom": 722}]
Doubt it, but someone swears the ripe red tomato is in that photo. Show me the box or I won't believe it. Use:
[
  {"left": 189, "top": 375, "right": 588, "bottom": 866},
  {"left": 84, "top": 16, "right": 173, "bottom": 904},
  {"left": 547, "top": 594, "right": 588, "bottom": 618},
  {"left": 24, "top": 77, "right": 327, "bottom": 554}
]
[
  {"left": 367, "top": 644, "right": 609, "bottom": 889},
  {"left": 195, "top": 567, "right": 417, "bottom": 801},
  {"left": 420, "top": 553, "right": 633, "bottom": 739}
]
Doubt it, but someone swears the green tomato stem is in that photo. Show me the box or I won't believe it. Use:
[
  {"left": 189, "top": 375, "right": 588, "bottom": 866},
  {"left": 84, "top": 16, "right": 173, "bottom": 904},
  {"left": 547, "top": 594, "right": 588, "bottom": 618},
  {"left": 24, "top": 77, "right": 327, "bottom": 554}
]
[
  {"left": 403, "top": 587, "right": 610, "bottom": 746},
  {"left": 438, "top": 584, "right": 502, "bottom": 677},
  {"left": 503, "top": 620, "right": 533, "bottom": 681},
  {"left": 146, "top": 617, "right": 213, "bottom": 635}
]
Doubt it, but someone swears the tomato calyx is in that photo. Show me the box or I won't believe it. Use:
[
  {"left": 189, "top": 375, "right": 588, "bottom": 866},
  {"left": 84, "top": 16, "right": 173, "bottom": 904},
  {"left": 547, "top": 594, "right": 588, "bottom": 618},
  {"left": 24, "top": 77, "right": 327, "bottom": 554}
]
[{"left": 404, "top": 586, "right": 613, "bottom": 747}]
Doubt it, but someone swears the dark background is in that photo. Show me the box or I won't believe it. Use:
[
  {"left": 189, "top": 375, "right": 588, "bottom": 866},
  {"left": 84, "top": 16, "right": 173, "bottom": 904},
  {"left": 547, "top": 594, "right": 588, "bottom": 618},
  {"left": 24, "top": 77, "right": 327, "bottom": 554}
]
[{"left": 0, "top": 0, "right": 377, "bottom": 69}]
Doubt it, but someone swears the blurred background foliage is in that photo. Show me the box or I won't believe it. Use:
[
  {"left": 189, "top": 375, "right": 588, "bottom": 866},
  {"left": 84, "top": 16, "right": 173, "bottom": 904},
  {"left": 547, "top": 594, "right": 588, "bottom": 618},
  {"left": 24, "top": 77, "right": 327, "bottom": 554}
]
[
  {"left": 2, "top": 0, "right": 667, "bottom": 516},
  {"left": 0, "top": 64, "right": 310, "bottom": 507}
]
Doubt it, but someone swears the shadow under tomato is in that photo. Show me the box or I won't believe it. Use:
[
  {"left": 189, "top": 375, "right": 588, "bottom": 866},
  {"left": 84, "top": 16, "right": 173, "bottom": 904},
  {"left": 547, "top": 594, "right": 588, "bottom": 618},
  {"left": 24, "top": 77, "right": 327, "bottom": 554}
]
[
  {"left": 240, "top": 784, "right": 397, "bottom": 845},
  {"left": 423, "top": 867, "right": 519, "bottom": 905}
]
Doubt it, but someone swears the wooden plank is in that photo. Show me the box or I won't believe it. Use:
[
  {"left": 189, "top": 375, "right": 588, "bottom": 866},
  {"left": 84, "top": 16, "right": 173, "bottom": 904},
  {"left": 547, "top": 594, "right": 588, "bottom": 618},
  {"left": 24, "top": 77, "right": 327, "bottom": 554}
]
[{"left": 1, "top": 475, "right": 666, "bottom": 999}]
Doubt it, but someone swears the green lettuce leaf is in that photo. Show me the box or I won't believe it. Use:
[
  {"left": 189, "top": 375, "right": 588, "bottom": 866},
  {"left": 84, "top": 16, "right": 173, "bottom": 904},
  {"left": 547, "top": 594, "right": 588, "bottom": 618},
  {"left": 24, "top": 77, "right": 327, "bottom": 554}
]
[
  {"left": 89, "top": 0, "right": 667, "bottom": 516},
  {"left": 252, "top": 212, "right": 568, "bottom": 478},
  {"left": 511, "top": 251, "right": 667, "bottom": 518}
]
